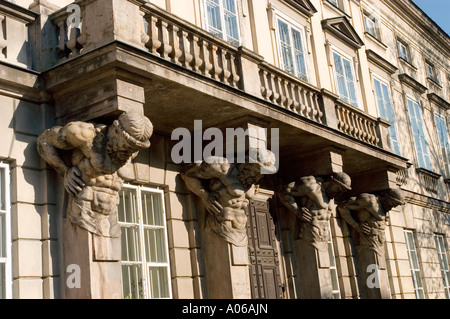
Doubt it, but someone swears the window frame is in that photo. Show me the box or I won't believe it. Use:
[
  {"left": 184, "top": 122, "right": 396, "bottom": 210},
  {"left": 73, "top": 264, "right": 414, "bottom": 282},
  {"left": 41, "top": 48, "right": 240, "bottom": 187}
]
[
  {"left": 406, "top": 97, "right": 431, "bottom": 170},
  {"left": 363, "top": 11, "right": 379, "bottom": 40},
  {"left": 118, "top": 184, "right": 172, "bottom": 299},
  {"left": 203, "top": 0, "right": 241, "bottom": 46},
  {"left": 327, "top": 0, "right": 345, "bottom": 12},
  {"left": 328, "top": 224, "right": 341, "bottom": 299},
  {"left": 434, "top": 234, "right": 450, "bottom": 299},
  {"left": 372, "top": 75, "right": 401, "bottom": 155},
  {"left": 434, "top": 113, "right": 450, "bottom": 177},
  {"left": 0, "top": 162, "right": 12, "bottom": 300},
  {"left": 332, "top": 48, "right": 360, "bottom": 108},
  {"left": 274, "top": 14, "right": 309, "bottom": 82},
  {"left": 404, "top": 229, "right": 425, "bottom": 299},
  {"left": 397, "top": 39, "right": 410, "bottom": 62}
]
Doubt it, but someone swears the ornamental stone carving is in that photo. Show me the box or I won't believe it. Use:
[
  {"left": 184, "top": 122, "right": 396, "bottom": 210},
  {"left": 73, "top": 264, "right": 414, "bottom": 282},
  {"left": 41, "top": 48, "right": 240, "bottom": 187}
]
[
  {"left": 37, "top": 112, "right": 153, "bottom": 238},
  {"left": 278, "top": 172, "right": 352, "bottom": 251},
  {"left": 338, "top": 189, "right": 406, "bottom": 259},
  {"left": 181, "top": 149, "right": 277, "bottom": 247}
]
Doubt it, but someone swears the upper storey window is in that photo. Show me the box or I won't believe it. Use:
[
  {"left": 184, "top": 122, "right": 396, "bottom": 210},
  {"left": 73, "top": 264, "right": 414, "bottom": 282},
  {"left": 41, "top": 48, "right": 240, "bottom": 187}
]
[
  {"left": 407, "top": 98, "right": 431, "bottom": 170},
  {"left": 205, "top": 0, "right": 240, "bottom": 46},
  {"left": 276, "top": 17, "right": 308, "bottom": 81},
  {"left": 397, "top": 39, "right": 410, "bottom": 62},
  {"left": 327, "top": 0, "right": 345, "bottom": 11},
  {"left": 333, "top": 51, "right": 358, "bottom": 108}
]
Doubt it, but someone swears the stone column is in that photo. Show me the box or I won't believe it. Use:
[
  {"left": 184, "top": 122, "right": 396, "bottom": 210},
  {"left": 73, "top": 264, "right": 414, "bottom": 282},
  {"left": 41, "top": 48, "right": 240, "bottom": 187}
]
[
  {"left": 181, "top": 121, "right": 277, "bottom": 299},
  {"left": 63, "top": 219, "right": 122, "bottom": 298},
  {"left": 338, "top": 189, "right": 406, "bottom": 299},
  {"left": 38, "top": 112, "right": 153, "bottom": 299},
  {"left": 278, "top": 150, "right": 352, "bottom": 299}
]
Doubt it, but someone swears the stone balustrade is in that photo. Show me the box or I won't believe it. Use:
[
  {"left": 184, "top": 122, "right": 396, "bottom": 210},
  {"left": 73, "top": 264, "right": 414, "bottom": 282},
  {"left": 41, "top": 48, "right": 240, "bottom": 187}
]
[
  {"left": 43, "top": 0, "right": 392, "bottom": 152},
  {"left": 416, "top": 168, "right": 441, "bottom": 194},
  {"left": 50, "top": 4, "right": 85, "bottom": 61},
  {"left": 0, "top": 1, "right": 36, "bottom": 67},
  {"left": 335, "top": 100, "right": 381, "bottom": 147},
  {"left": 141, "top": 3, "right": 241, "bottom": 89},
  {"left": 259, "top": 62, "right": 324, "bottom": 124}
]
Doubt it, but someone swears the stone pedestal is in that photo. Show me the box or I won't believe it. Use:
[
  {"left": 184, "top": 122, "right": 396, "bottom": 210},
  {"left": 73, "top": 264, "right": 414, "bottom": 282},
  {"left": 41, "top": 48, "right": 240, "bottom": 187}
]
[
  {"left": 294, "top": 239, "right": 333, "bottom": 299},
  {"left": 62, "top": 218, "right": 122, "bottom": 299},
  {"left": 203, "top": 230, "right": 251, "bottom": 299},
  {"left": 356, "top": 247, "right": 391, "bottom": 299}
]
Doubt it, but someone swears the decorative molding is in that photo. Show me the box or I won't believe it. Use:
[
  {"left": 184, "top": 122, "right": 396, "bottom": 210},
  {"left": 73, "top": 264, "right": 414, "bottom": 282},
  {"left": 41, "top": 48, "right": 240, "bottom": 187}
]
[
  {"left": 321, "top": 16, "right": 364, "bottom": 50},
  {"left": 281, "top": 0, "right": 317, "bottom": 17},
  {"left": 398, "top": 73, "right": 427, "bottom": 94},
  {"left": 427, "top": 93, "right": 450, "bottom": 110},
  {"left": 366, "top": 49, "right": 398, "bottom": 75}
]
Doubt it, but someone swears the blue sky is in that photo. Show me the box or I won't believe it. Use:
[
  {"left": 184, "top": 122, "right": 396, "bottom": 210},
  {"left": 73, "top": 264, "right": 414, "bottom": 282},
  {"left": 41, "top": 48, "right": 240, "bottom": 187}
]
[{"left": 413, "top": 0, "right": 450, "bottom": 35}]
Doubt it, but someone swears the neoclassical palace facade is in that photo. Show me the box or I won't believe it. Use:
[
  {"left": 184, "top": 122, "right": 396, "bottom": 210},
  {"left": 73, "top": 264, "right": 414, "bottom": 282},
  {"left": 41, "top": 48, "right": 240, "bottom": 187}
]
[{"left": 0, "top": 0, "right": 449, "bottom": 299}]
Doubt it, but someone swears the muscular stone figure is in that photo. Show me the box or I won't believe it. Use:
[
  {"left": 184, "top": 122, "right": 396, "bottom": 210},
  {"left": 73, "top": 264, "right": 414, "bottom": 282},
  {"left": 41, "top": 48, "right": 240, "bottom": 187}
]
[
  {"left": 181, "top": 149, "right": 277, "bottom": 247},
  {"left": 338, "top": 188, "right": 406, "bottom": 258},
  {"left": 278, "top": 172, "right": 352, "bottom": 251},
  {"left": 37, "top": 112, "right": 153, "bottom": 238}
]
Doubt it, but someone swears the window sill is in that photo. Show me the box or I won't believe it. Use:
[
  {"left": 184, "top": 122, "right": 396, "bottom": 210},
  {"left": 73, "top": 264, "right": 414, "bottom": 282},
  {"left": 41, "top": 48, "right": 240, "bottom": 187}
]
[
  {"left": 427, "top": 77, "right": 442, "bottom": 90},
  {"left": 398, "top": 57, "right": 417, "bottom": 72},
  {"left": 323, "top": 0, "right": 351, "bottom": 19},
  {"left": 364, "top": 32, "right": 387, "bottom": 51}
]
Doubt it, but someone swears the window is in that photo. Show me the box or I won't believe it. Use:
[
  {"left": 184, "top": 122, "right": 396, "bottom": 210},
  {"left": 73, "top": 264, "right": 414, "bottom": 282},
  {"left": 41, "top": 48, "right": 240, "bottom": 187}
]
[
  {"left": 276, "top": 18, "right": 308, "bottom": 81},
  {"left": 434, "top": 234, "right": 450, "bottom": 298},
  {"left": 364, "top": 12, "right": 378, "bottom": 39},
  {"left": 118, "top": 185, "right": 172, "bottom": 299},
  {"left": 333, "top": 51, "right": 358, "bottom": 107},
  {"left": 205, "top": 0, "right": 240, "bottom": 46},
  {"left": 0, "top": 163, "right": 11, "bottom": 299},
  {"left": 373, "top": 77, "right": 400, "bottom": 155},
  {"left": 328, "top": 0, "right": 345, "bottom": 11},
  {"left": 407, "top": 98, "right": 431, "bottom": 170},
  {"left": 426, "top": 62, "right": 438, "bottom": 83},
  {"left": 328, "top": 226, "right": 340, "bottom": 299},
  {"left": 434, "top": 114, "right": 450, "bottom": 177},
  {"left": 404, "top": 230, "right": 425, "bottom": 299},
  {"left": 397, "top": 40, "right": 409, "bottom": 62}
]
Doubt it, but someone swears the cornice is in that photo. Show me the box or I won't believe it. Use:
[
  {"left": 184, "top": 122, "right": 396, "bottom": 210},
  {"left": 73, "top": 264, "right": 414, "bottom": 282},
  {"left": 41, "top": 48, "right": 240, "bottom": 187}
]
[
  {"left": 398, "top": 73, "right": 427, "bottom": 94},
  {"left": 366, "top": 49, "right": 398, "bottom": 75}
]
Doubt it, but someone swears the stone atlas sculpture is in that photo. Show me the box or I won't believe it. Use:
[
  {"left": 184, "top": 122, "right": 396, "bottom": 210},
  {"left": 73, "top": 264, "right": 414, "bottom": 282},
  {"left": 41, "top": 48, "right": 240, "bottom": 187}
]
[
  {"left": 338, "top": 188, "right": 406, "bottom": 298},
  {"left": 37, "top": 112, "right": 153, "bottom": 298},
  {"left": 278, "top": 172, "right": 352, "bottom": 298},
  {"left": 181, "top": 148, "right": 277, "bottom": 247},
  {"left": 37, "top": 112, "right": 153, "bottom": 238}
]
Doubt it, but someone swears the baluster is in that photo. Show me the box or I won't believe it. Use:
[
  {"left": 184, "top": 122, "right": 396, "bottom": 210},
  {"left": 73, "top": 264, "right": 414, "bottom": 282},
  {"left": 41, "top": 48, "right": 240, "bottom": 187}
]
[
  {"left": 299, "top": 88, "right": 307, "bottom": 117},
  {"left": 56, "top": 20, "right": 67, "bottom": 60},
  {"left": 210, "top": 44, "right": 222, "bottom": 80},
  {"left": 158, "top": 20, "right": 172, "bottom": 59},
  {"left": 199, "top": 39, "right": 212, "bottom": 77},
  {"left": 191, "top": 35, "right": 202, "bottom": 72},
  {"left": 229, "top": 54, "right": 240, "bottom": 88},
  {"left": 180, "top": 30, "right": 193, "bottom": 69},
  {"left": 260, "top": 69, "right": 271, "bottom": 100},
  {"left": 285, "top": 83, "right": 295, "bottom": 111},
  {"left": 140, "top": 11, "right": 149, "bottom": 49},
  {"left": 148, "top": 15, "right": 162, "bottom": 55},
  {"left": 343, "top": 108, "right": 351, "bottom": 134},
  {"left": 168, "top": 25, "right": 182, "bottom": 65},
  {"left": 313, "top": 93, "right": 323, "bottom": 123},
  {"left": 221, "top": 49, "right": 231, "bottom": 84},
  {"left": 279, "top": 78, "right": 287, "bottom": 107},
  {"left": 292, "top": 85, "right": 301, "bottom": 114},
  {"left": 267, "top": 73, "right": 276, "bottom": 103},
  {"left": 0, "top": 15, "right": 7, "bottom": 59}
]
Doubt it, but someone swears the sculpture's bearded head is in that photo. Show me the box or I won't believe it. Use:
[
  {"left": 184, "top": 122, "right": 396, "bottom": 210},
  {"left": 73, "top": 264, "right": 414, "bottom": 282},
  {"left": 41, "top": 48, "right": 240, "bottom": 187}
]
[
  {"left": 106, "top": 112, "right": 153, "bottom": 168},
  {"left": 380, "top": 188, "right": 406, "bottom": 212}
]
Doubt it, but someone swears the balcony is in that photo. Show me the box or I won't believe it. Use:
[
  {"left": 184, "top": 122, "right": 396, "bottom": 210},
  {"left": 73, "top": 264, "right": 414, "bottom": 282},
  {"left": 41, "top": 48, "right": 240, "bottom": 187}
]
[{"left": 39, "top": 0, "right": 408, "bottom": 183}]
